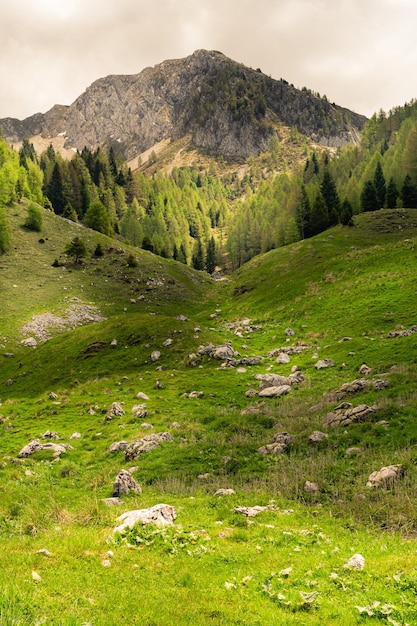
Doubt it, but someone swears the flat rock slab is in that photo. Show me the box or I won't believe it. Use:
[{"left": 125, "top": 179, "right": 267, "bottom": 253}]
[{"left": 114, "top": 503, "right": 176, "bottom": 534}]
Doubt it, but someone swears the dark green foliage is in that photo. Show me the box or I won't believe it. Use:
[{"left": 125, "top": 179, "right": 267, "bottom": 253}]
[
  {"left": 361, "top": 180, "right": 379, "bottom": 212},
  {"left": 65, "top": 236, "right": 87, "bottom": 263},
  {"left": 192, "top": 238, "right": 205, "bottom": 270},
  {"left": 401, "top": 174, "right": 417, "bottom": 208},
  {"left": 340, "top": 198, "right": 353, "bottom": 225},
  {"left": 386, "top": 177, "right": 399, "bottom": 209},
  {"left": 45, "top": 162, "right": 66, "bottom": 215},
  {"left": 309, "top": 192, "right": 329, "bottom": 235},
  {"left": 374, "top": 162, "right": 386, "bottom": 208},
  {"left": 93, "top": 243, "right": 104, "bottom": 257},
  {"left": 206, "top": 236, "right": 216, "bottom": 273},
  {"left": 23, "top": 204, "right": 42, "bottom": 231}
]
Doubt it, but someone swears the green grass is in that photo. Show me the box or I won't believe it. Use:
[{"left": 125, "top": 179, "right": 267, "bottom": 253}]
[{"left": 2, "top": 205, "right": 417, "bottom": 623}]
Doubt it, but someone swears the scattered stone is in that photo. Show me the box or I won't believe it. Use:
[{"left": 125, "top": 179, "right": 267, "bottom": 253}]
[
  {"left": 132, "top": 404, "right": 148, "bottom": 419},
  {"left": 388, "top": 324, "right": 417, "bottom": 338},
  {"left": 304, "top": 481, "right": 320, "bottom": 494},
  {"left": 102, "top": 559, "right": 111, "bottom": 567},
  {"left": 258, "top": 433, "right": 292, "bottom": 455},
  {"left": 358, "top": 364, "right": 372, "bottom": 375},
  {"left": 107, "top": 402, "right": 125, "bottom": 418},
  {"left": 374, "top": 379, "right": 388, "bottom": 391},
  {"left": 42, "top": 430, "right": 59, "bottom": 440},
  {"left": 285, "top": 328, "right": 295, "bottom": 336},
  {"left": 136, "top": 392, "right": 149, "bottom": 401},
  {"left": 188, "top": 391, "right": 204, "bottom": 398},
  {"left": 259, "top": 385, "right": 291, "bottom": 398},
  {"left": 4, "top": 353, "right": 14, "bottom": 358},
  {"left": 110, "top": 339, "right": 118, "bottom": 347},
  {"left": 36, "top": 549, "right": 51, "bottom": 557},
  {"left": 22, "top": 337, "right": 37, "bottom": 348},
  {"left": 276, "top": 353, "right": 290, "bottom": 364},
  {"left": 345, "top": 447, "right": 362, "bottom": 456},
  {"left": 315, "top": 359, "right": 335, "bottom": 370},
  {"left": 245, "top": 389, "right": 258, "bottom": 397},
  {"left": 150, "top": 350, "right": 161, "bottom": 363},
  {"left": 241, "top": 404, "right": 263, "bottom": 415},
  {"left": 155, "top": 380, "right": 164, "bottom": 389},
  {"left": 49, "top": 392, "right": 58, "bottom": 400},
  {"left": 170, "top": 421, "right": 180, "bottom": 429},
  {"left": 309, "top": 430, "right": 328, "bottom": 443},
  {"left": 176, "top": 314, "right": 189, "bottom": 322},
  {"left": 198, "top": 473, "right": 211, "bottom": 480},
  {"left": 234, "top": 504, "right": 278, "bottom": 517},
  {"left": 102, "top": 497, "right": 124, "bottom": 507},
  {"left": 113, "top": 470, "right": 142, "bottom": 496},
  {"left": 141, "top": 422, "right": 153, "bottom": 430},
  {"left": 343, "top": 554, "right": 365, "bottom": 570},
  {"left": 70, "top": 432, "right": 82, "bottom": 439},
  {"left": 108, "top": 441, "right": 128, "bottom": 453},
  {"left": 366, "top": 464, "right": 402, "bottom": 488},
  {"left": 323, "top": 404, "right": 375, "bottom": 428},
  {"left": 31, "top": 571, "right": 42, "bottom": 583},
  {"left": 214, "top": 488, "right": 236, "bottom": 496},
  {"left": 114, "top": 503, "right": 176, "bottom": 533},
  {"left": 18, "top": 439, "right": 73, "bottom": 458},
  {"left": 124, "top": 432, "right": 174, "bottom": 462}
]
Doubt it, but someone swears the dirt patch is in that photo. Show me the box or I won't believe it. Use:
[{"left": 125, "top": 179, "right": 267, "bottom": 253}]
[{"left": 21, "top": 301, "right": 106, "bottom": 343}]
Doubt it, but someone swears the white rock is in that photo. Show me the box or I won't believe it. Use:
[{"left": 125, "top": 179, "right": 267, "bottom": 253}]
[
  {"left": 114, "top": 503, "right": 176, "bottom": 534},
  {"left": 343, "top": 553, "right": 365, "bottom": 570}
]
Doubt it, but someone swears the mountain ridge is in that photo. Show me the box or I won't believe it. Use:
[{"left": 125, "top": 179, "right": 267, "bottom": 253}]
[{"left": 0, "top": 49, "right": 367, "bottom": 162}]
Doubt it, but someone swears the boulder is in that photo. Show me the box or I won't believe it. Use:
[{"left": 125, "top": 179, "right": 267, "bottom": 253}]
[
  {"left": 258, "top": 433, "right": 292, "bottom": 455},
  {"left": 124, "top": 432, "right": 174, "bottom": 462},
  {"left": 108, "top": 441, "right": 128, "bottom": 453},
  {"left": 114, "top": 503, "right": 176, "bottom": 533},
  {"left": 112, "top": 470, "right": 142, "bottom": 496},
  {"left": 150, "top": 350, "right": 161, "bottom": 362},
  {"left": 343, "top": 554, "right": 365, "bottom": 570},
  {"left": 304, "top": 481, "right": 320, "bottom": 493},
  {"left": 107, "top": 402, "right": 125, "bottom": 418},
  {"left": 366, "top": 464, "right": 402, "bottom": 488},
  {"left": 214, "top": 488, "right": 236, "bottom": 496},
  {"left": 259, "top": 385, "right": 291, "bottom": 398},
  {"left": 309, "top": 430, "right": 328, "bottom": 443},
  {"left": 276, "top": 353, "right": 290, "bottom": 364},
  {"left": 42, "top": 430, "right": 59, "bottom": 440},
  {"left": 234, "top": 504, "right": 277, "bottom": 517},
  {"left": 315, "top": 359, "right": 335, "bottom": 370},
  {"left": 358, "top": 364, "right": 372, "bottom": 376},
  {"left": 323, "top": 404, "right": 375, "bottom": 428},
  {"left": 211, "top": 344, "right": 235, "bottom": 360},
  {"left": 21, "top": 337, "right": 37, "bottom": 348},
  {"left": 18, "top": 439, "right": 73, "bottom": 458},
  {"left": 136, "top": 392, "right": 149, "bottom": 400},
  {"left": 132, "top": 404, "right": 148, "bottom": 419}
]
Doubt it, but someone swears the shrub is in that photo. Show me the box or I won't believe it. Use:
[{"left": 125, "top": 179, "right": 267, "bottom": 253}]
[{"left": 23, "top": 204, "right": 43, "bottom": 232}]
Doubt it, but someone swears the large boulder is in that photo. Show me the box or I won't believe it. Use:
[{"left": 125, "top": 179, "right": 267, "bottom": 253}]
[
  {"left": 366, "top": 464, "right": 402, "bottom": 488},
  {"left": 124, "top": 432, "right": 174, "bottom": 462},
  {"left": 259, "top": 385, "right": 291, "bottom": 398},
  {"left": 112, "top": 470, "right": 142, "bottom": 496},
  {"left": 323, "top": 404, "right": 375, "bottom": 428},
  {"left": 18, "top": 439, "right": 73, "bottom": 458},
  {"left": 114, "top": 503, "right": 176, "bottom": 533}
]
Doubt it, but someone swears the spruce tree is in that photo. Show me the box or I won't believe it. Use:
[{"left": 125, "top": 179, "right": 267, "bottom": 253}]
[
  {"left": 401, "top": 174, "right": 417, "bottom": 208},
  {"left": 206, "top": 237, "right": 216, "bottom": 274},
  {"left": 192, "top": 239, "right": 205, "bottom": 270},
  {"left": 361, "top": 180, "right": 379, "bottom": 212},
  {"left": 373, "top": 162, "right": 386, "bottom": 208},
  {"left": 386, "top": 178, "right": 399, "bottom": 209}
]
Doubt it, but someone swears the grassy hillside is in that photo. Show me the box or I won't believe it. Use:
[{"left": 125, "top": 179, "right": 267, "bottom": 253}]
[{"left": 1, "top": 205, "right": 417, "bottom": 624}]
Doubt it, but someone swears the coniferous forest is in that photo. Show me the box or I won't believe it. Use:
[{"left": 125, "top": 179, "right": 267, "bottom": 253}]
[{"left": 2, "top": 99, "right": 417, "bottom": 270}]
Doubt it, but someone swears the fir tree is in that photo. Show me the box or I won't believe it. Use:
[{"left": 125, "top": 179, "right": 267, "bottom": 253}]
[
  {"left": 192, "top": 239, "right": 205, "bottom": 270},
  {"left": 361, "top": 180, "right": 379, "bottom": 212},
  {"left": 386, "top": 177, "right": 399, "bottom": 209},
  {"left": 206, "top": 237, "right": 216, "bottom": 274},
  {"left": 373, "top": 162, "right": 386, "bottom": 208}
]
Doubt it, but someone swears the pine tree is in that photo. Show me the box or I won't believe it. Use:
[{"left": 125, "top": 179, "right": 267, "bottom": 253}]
[
  {"left": 310, "top": 192, "right": 329, "bottom": 235},
  {"left": 206, "top": 237, "right": 216, "bottom": 274},
  {"left": 46, "top": 162, "right": 66, "bottom": 214},
  {"left": 361, "top": 180, "right": 379, "bottom": 212},
  {"left": 373, "top": 162, "right": 386, "bottom": 208},
  {"left": 65, "top": 236, "right": 87, "bottom": 264},
  {"left": 192, "top": 239, "right": 205, "bottom": 270},
  {"left": 401, "top": 174, "right": 417, "bottom": 208},
  {"left": 386, "top": 178, "right": 399, "bottom": 209},
  {"left": 320, "top": 170, "right": 341, "bottom": 225}
]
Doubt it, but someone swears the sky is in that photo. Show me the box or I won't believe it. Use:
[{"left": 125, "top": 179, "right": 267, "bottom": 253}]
[{"left": 1, "top": 0, "right": 417, "bottom": 120}]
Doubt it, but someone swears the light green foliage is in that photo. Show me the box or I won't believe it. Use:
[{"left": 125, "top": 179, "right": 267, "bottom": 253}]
[{"left": 24, "top": 203, "right": 43, "bottom": 232}]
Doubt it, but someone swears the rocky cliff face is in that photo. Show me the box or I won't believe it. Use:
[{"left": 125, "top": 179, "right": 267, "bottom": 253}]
[{"left": 0, "top": 50, "right": 367, "bottom": 161}]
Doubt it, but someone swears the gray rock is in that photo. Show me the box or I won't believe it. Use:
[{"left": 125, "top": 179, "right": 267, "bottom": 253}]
[
  {"left": 259, "top": 385, "right": 291, "bottom": 398},
  {"left": 309, "top": 430, "right": 328, "bottom": 443},
  {"left": 42, "top": 430, "right": 59, "bottom": 440},
  {"left": 366, "top": 464, "right": 402, "bottom": 488},
  {"left": 124, "top": 432, "right": 174, "bottom": 462},
  {"left": 276, "top": 353, "right": 290, "bottom": 364},
  {"left": 108, "top": 441, "right": 128, "bottom": 453},
  {"left": 108, "top": 402, "right": 125, "bottom": 418},
  {"left": 358, "top": 364, "right": 372, "bottom": 375},
  {"left": 343, "top": 554, "right": 365, "bottom": 570},
  {"left": 136, "top": 392, "right": 149, "bottom": 400},
  {"left": 150, "top": 350, "right": 161, "bottom": 362},
  {"left": 114, "top": 503, "right": 176, "bottom": 534},
  {"left": 323, "top": 404, "right": 375, "bottom": 428},
  {"left": 304, "top": 481, "right": 320, "bottom": 493},
  {"left": 113, "top": 470, "right": 142, "bottom": 496},
  {"left": 214, "top": 488, "right": 236, "bottom": 496},
  {"left": 18, "top": 439, "right": 73, "bottom": 458},
  {"left": 285, "top": 328, "right": 295, "bottom": 336},
  {"left": 315, "top": 359, "right": 335, "bottom": 370},
  {"left": 21, "top": 337, "right": 37, "bottom": 348},
  {"left": 102, "top": 497, "right": 124, "bottom": 506}
]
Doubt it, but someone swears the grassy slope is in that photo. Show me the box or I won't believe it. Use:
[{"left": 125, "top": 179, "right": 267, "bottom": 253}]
[{"left": 1, "top": 205, "right": 417, "bottom": 624}]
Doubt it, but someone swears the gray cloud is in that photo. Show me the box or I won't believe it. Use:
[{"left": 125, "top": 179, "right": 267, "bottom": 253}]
[{"left": 1, "top": 0, "right": 416, "bottom": 119}]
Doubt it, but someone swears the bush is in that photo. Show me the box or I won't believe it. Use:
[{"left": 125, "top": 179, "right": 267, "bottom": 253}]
[{"left": 24, "top": 204, "right": 43, "bottom": 232}]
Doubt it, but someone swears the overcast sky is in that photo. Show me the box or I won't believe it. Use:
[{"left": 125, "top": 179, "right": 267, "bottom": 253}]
[{"left": 1, "top": 0, "right": 416, "bottom": 120}]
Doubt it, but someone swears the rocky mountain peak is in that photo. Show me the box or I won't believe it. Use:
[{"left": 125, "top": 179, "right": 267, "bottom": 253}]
[{"left": 0, "top": 50, "right": 367, "bottom": 162}]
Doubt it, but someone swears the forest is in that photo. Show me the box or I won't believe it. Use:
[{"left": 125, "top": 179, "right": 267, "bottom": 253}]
[{"left": 2, "top": 98, "right": 417, "bottom": 269}]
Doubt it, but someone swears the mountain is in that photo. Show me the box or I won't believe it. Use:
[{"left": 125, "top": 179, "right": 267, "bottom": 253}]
[{"left": 0, "top": 49, "right": 367, "bottom": 162}]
